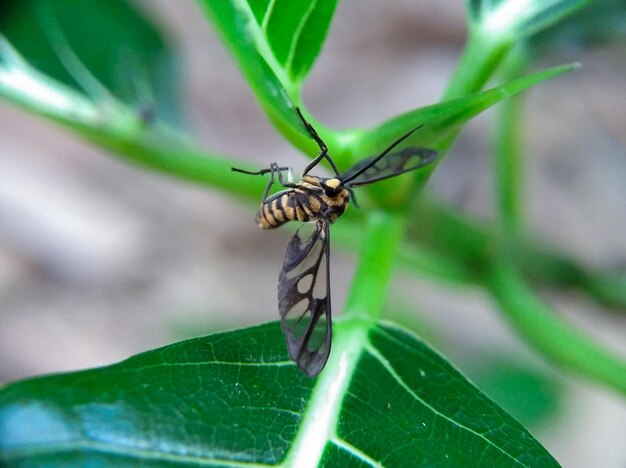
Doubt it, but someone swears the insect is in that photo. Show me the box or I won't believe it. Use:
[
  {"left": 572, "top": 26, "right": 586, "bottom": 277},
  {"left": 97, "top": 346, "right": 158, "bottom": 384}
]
[{"left": 232, "top": 108, "right": 437, "bottom": 377}]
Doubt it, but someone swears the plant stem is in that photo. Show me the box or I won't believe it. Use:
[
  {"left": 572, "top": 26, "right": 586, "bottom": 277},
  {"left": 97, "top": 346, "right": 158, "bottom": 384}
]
[
  {"left": 492, "top": 50, "right": 527, "bottom": 236},
  {"left": 489, "top": 259, "right": 626, "bottom": 396},
  {"left": 342, "top": 210, "right": 406, "bottom": 322},
  {"left": 0, "top": 69, "right": 269, "bottom": 202},
  {"left": 493, "top": 99, "right": 523, "bottom": 235},
  {"left": 442, "top": 30, "right": 512, "bottom": 100},
  {"left": 335, "top": 199, "right": 626, "bottom": 311},
  {"left": 82, "top": 127, "right": 268, "bottom": 201}
]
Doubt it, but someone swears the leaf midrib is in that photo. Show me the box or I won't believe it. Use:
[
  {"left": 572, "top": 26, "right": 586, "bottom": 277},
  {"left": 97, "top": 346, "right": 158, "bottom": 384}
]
[
  {"left": 233, "top": 0, "right": 294, "bottom": 96},
  {"left": 284, "top": 0, "right": 318, "bottom": 76}
]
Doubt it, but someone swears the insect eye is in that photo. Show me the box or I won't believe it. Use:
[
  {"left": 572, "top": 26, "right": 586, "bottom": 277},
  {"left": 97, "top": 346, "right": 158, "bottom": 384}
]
[{"left": 324, "top": 187, "right": 337, "bottom": 197}]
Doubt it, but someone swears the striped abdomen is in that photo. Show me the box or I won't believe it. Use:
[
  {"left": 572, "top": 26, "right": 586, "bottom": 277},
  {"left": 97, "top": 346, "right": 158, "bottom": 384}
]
[{"left": 257, "top": 189, "right": 348, "bottom": 229}]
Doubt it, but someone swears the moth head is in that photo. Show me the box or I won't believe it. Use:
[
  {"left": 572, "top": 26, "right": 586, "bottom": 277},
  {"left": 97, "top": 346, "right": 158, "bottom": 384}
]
[{"left": 322, "top": 178, "right": 342, "bottom": 197}]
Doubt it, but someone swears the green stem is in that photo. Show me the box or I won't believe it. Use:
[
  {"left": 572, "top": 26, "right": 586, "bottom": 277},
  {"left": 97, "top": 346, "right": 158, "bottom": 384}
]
[
  {"left": 442, "top": 30, "right": 512, "bottom": 100},
  {"left": 585, "top": 273, "right": 626, "bottom": 311},
  {"left": 492, "top": 51, "right": 527, "bottom": 236},
  {"left": 396, "top": 243, "right": 474, "bottom": 285},
  {"left": 493, "top": 99, "right": 523, "bottom": 235},
  {"left": 73, "top": 120, "right": 626, "bottom": 313},
  {"left": 342, "top": 210, "right": 406, "bottom": 322},
  {"left": 0, "top": 66, "right": 269, "bottom": 202},
  {"left": 407, "top": 199, "right": 626, "bottom": 310},
  {"left": 82, "top": 127, "right": 268, "bottom": 201},
  {"left": 488, "top": 259, "right": 626, "bottom": 396}
]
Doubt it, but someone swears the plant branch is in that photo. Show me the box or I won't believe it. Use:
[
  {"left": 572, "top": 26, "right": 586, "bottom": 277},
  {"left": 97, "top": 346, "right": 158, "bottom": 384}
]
[
  {"left": 442, "top": 30, "right": 512, "bottom": 100},
  {"left": 491, "top": 49, "right": 528, "bottom": 236},
  {"left": 342, "top": 210, "right": 406, "bottom": 322},
  {"left": 83, "top": 128, "right": 268, "bottom": 202},
  {"left": 405, "top": 199, "right": 626, "bottom": 310},
  {"left": 488, "top": 259, "right": 626, "bottom": 396}
]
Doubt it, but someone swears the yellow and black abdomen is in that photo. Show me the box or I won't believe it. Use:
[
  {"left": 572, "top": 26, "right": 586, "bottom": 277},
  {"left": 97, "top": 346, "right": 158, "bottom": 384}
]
[
  {"left": 256, "top": 192, "right": 323, "bottom": 229},
  {"left": 257, "top": 184, "right": 350, "bottom": 230}
]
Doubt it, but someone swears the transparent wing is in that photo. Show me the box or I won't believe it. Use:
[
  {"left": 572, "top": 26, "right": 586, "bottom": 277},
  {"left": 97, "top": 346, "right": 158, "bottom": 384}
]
[
  {"left": 278, "top": 220, "right": 331, "bottom": 377},
  {"left": 342, "top": 147, "right": 438, "bottom": 187}
]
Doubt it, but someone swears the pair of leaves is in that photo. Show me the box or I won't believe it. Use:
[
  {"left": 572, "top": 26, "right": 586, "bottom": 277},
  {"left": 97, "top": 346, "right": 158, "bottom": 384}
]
[{"left": 201, "top": 0, "right": 593, "bottom": 168}]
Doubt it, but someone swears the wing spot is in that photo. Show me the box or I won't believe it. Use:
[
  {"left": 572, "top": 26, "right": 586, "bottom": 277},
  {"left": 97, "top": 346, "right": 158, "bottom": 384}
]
[
  {"left": 297, "top": 273, "right": 314, "bottom": 294},
  {"left": 306, "top": 314, "right": 328, "bottom": 352},
  {"left": 285, "top": 234, "right": 324, "bottom": 280},
  {"left": 285, "top": 298, "right": 311, "bottom": 340},
  {"left": 312, "top": 254, "right": 327, "bottom": 300}
]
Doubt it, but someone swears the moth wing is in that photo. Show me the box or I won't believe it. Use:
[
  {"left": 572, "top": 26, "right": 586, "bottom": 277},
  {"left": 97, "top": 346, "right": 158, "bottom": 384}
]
[
  {"left": 278, "top": 220, "right": 331, "bottom": 377},
  {"left": 342, "top": 147, "right": 438, "bottom": 187}
]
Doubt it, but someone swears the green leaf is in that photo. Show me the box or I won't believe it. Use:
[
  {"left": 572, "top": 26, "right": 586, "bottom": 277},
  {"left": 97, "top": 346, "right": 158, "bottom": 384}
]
[
  {"left": 0, "top": 322, "right": 556, "bottom": 466},
  {"left": 468, "top": 358, "right": 563, "bottom": 429},
  {"left": 345, "top": 63, "right": 577, "bottom": 207},
  {"left": 355, "top": 63, "right": 578, "bottom": 160},
  {"left": 0, "top": 0, "right": 181, "bottom": 125},
  {"left": 198, "top": 0, "right": 338, "bottom": 149},
  {"left": 467, "top": 0, "right": 594, "bottom": 40},
  {"left": 0, "top": 37, "right": 267, "bottom": 201},
  {"left": 531, "top": 0, "right": 626, "bottom": 52},
  {"left": 444, "top": 0, "right": 592, "bottom": 99}
]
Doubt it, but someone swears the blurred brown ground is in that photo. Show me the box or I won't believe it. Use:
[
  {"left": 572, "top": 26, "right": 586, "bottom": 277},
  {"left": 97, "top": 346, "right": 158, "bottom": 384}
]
[{"left": 1, "top": 1, "right": 625, "bottom": 466}]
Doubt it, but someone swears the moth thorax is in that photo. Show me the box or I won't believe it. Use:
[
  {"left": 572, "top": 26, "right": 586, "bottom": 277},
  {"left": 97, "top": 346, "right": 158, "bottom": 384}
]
[{"left": 301, "top": 175, "right": 323, "bottom": 187}]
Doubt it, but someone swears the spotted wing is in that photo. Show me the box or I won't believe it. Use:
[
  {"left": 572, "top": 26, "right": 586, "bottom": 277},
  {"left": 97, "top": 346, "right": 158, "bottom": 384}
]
[
  {"left": 342, "top": 147, "right": 438, "bottom": 187},
  {"left": 278, "top": 220, "right": 331, "bottom": 377}
]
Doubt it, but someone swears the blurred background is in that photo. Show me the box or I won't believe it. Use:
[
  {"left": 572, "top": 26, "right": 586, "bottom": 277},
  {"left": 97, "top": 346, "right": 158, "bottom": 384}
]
[{"left": 1, "top": 1, "right": 625, "bottom": 466}]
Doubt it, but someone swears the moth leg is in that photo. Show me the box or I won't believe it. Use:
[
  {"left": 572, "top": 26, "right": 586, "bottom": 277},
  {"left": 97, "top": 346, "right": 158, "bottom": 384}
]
[
  {"left": 262, "top": 163, "right": 298, "bottom": 201},
  {"left": 296, "top": 108, "right": 341, "bottom": 178},
  {"left": 273, "top": 164, "right": 298, "bottom": 189},
  {"left": 231, "top": 164, "right": 295, "bottom": 201},
  {"left": 231, "top": 165, "right": 289, "bottom": 176}
]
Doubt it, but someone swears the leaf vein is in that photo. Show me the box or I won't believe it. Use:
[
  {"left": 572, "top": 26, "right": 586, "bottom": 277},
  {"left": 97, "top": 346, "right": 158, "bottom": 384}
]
[
  {"left": 260, "top": 0, "right": 277, "bottom": 31},
  {"left": 285, "top": 0, "right": 319, "bottom": 77},
  {"left": 365, "top": 343, "right": 530, "bottom": 468},
  {"left": 122, "top": 360, "right": 294, "bottom": 373},
  {"left": 330, "top": 436, "right": 383, "bottom": 467},
  {"left": 232, "top": 0, "right": 293, "bottom": 95}
]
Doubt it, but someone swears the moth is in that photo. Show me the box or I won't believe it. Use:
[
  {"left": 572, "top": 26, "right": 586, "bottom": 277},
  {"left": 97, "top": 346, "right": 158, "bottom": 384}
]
[{"left": 232, "top": 109, "right": 437, "bottom": 377}]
